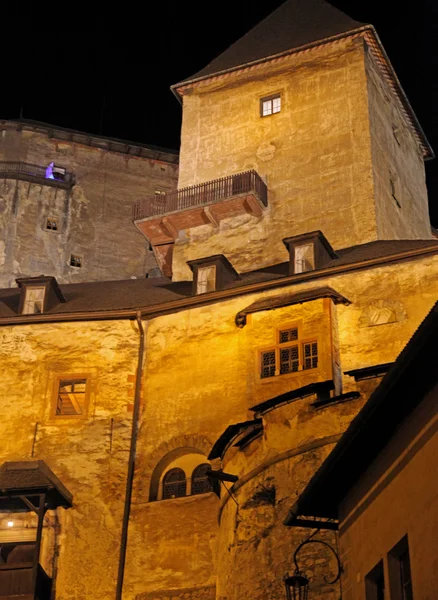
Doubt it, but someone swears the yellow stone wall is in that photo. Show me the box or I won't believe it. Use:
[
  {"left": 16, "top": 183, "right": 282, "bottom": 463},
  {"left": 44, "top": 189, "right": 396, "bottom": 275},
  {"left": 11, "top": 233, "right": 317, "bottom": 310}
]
[
  {"left": 122, "top": 253, "right": 438, "bottom": 599},
  {"left": 0, "top": 319, "right": 140, "bottom": 600},
  {"left": 0, "top": 127, "right": 178, "bottom": 286},
  {"left": 364, "top": 47, "right": 431, "bottom": 240},
  {"left": 172, "top": 36, "right": 430, "bottom": 281}
]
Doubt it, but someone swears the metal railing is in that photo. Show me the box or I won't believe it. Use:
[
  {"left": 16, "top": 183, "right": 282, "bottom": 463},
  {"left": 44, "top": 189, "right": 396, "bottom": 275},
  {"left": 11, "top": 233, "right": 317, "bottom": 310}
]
[
  {"left": 0, "top": 161, "right": 74, "bottom": 185},
  {"left": 133, "top": 170, "right": 267, "bottom": 221}
]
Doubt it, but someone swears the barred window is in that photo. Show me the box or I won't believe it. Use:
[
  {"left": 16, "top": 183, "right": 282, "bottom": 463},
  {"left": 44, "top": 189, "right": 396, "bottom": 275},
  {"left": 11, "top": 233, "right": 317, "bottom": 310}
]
[
  {"left": 259, "top": 327, "right": 318, "bottom": 379},
  {"left": 56, "top": 379, "right": 87, "bottom": 416},
  {"left": 279, "top": 328, "right": 298, "bottom": 343},
  {"left": 191, "top": 463, "right": 212, "bottom": 495},
  {"left": 261, "top": 350, "right": 276, "bottom": 379},
  {"left": 162, "top": 468, "right": 187, "bottom": 500},
  {"left": 303, "top": 342, "right": 318, "bottom": 370},
  {"left": 70, "top": 254, "right": 82, "bottom": 268},
  {"left": 46, "top": 218, "right": 58, "bottom": 231},
  {"left": 280, "top": 346, "right": 299, "bottom": 374}
]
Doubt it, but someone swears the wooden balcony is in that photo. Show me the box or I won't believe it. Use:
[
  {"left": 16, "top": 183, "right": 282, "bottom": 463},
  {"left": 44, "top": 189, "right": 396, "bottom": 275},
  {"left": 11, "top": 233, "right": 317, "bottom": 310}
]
[
  {"left": 133, "top": 170, "right": 268, "bottom": 245},
  {"left": 0, "top": 161, "right": 75, "bottom": 190},
  {"left": 0, "top": 563, "right": 52, "bottom": 600}
]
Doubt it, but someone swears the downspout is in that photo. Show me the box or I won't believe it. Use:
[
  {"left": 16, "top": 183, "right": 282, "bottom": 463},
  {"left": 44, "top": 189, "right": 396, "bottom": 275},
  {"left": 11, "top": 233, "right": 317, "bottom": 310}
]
[{"left": 116, "top": 311, "right": 145, "bottom": 600}]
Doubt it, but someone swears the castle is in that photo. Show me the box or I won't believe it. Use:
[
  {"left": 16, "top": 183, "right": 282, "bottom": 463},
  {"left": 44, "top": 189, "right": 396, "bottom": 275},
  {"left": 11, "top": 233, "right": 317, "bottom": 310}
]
[{"left": 0, "top": 1, "right": 437, "bottom": 599}]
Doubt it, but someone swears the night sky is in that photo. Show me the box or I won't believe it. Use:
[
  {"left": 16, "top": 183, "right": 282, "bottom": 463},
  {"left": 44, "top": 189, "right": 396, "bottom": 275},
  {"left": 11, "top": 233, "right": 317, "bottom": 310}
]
[{"left": 1, "top": 0, "right": 437, "bottom": 226}]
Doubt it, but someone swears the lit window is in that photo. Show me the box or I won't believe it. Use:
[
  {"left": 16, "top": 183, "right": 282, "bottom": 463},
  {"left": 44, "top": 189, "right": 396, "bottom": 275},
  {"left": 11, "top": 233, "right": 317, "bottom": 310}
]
[
  {"left": 162, "top": 468, "right": 187, "bottom": 500},
  {"left": 260, "top": 327, "right": 318, "bottom": 379},
  {"left": 294, "top": 244, "right": 315, "bottom": 274},
  {"left": 261, "top": 94, "right": 281, "bottom": 117},
  {"left": 191, "top": 463, "right": 213, "bottom": 495},
  {"left": 22, "top": 287, "right": 45, "bottom": 315},
  {"left": 46, "top": 218, "right": 58, "bottom": 231},
  {"left": 197, "top": 265, "right": 216, "bottom": 294},
  {"left": 56, "top": 379, "right": 87, "bottom": 416},
  {"left": 70, "top": 254, "right": 82, "bottom": 268}
]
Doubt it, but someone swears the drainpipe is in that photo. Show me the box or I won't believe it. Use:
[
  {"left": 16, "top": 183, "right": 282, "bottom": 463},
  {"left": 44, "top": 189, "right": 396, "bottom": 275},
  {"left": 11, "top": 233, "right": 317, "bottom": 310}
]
[{"left": 116, "top": 311, "right": 145, "bottom": 600}]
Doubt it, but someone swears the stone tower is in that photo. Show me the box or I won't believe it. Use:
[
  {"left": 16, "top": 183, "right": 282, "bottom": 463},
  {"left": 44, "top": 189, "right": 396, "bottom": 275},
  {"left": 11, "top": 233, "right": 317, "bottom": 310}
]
[{"left": 134, "top": 0, "right": 433, "bottom": 281}]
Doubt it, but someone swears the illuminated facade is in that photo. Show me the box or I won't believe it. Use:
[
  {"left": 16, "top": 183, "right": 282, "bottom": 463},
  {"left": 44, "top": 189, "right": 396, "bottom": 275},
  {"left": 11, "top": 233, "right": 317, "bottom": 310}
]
[{"left": 0, "top": 2, "right": 436, "bottom": 599}]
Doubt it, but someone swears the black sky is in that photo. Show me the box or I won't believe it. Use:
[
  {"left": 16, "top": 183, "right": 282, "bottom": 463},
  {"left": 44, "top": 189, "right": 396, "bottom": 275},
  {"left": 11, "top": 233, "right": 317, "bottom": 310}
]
[{"left": 1, "top": 1, "right": 437, "bottom": 226}]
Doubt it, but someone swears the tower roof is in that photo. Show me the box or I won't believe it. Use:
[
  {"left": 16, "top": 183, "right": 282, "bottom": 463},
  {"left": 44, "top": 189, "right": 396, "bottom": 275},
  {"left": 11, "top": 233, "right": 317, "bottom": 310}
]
[{"left": 175, "top": 0, "right": 366, "bottom": 87}]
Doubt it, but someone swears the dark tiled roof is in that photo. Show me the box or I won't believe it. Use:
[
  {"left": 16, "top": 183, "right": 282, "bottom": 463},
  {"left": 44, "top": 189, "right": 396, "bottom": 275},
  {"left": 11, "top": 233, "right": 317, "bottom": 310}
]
[
  {"left": 208, "top": 420, "right": 262, "bottom": 460},
  {"left": 174, "top": 0, "right": 365, "bottom": 87},
  {"left": 0, "top": 461, "right": 73, "bottom": 510},
  {"left": 0, "top": 239, "right": 437, "bottom": 320}
]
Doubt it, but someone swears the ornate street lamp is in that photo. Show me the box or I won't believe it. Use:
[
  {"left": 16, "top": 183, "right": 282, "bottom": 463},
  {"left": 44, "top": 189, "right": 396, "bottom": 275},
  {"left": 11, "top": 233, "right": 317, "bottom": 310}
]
[{"left": 284, "top": 531, "right": 341, "bottom": 600}]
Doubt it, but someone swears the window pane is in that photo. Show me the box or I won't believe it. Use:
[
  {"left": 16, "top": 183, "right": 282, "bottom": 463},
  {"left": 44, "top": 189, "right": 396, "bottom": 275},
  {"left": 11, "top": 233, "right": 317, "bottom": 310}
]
[
  {"left": 261, "top": 350, "right": 276, "bottom": 378},
  {"left": 262, "top": 100, "right": 272, "bottom": 116},
  {"left": 163, "top": 468, "right": 187, "bottom": 499},
  {"left": 197, "top": 266, "right": 216, "bottom": 294},
  {"left": 279, "top": 328, "right": 298, "bottom": 343},
  {"left": 57, "top": 378, "right": 87, "bottom": 416},
  {"left": 280, "top": 346, "right": 299, "bottom": 374},
  {"left": 191, "top": 463, "right": 212, "bottom": 495},
  {"left": 303, "top": 342, "right": 318, "bottom": 370},
  {"left": 23, "top": 287, "right": 46, "bottom": 315},
  {"left": 294, "top": 243, "right": 315, "bottom": 273},
  {"left": 400, "top": 549, "right": 413, "bottom": 600},
  {"left": 272, "top": 96, "right": 281, "bottom": 113}
]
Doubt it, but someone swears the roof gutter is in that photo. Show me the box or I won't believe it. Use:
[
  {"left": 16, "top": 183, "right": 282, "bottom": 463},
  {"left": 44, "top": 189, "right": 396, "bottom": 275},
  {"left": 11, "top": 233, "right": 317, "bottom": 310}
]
[{"left": 0, "top": 244, "right": 436, "bottom": 327}]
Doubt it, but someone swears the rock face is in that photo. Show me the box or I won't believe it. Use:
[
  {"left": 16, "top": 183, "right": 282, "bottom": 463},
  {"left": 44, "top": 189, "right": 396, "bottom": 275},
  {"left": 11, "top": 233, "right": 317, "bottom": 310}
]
[
  {"left": 0, "top": 123, "right": 179, "bottom": 287},
  {"left": 171, "top": 36, "right": 430, "bottom": 281}
]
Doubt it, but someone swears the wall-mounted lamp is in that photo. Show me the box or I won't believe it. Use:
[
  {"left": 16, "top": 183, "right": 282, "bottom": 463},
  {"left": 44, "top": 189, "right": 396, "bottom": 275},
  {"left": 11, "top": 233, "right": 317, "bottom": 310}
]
[
  {"left": 7, "top": 521, "right": 14, "bottom": 528},
  {"left": 284, "top": 530, "right": 341, "bottom": 600}
]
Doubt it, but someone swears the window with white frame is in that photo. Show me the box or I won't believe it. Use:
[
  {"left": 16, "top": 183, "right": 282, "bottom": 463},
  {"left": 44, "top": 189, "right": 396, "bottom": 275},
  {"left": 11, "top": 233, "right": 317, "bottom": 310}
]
[
  {"left": 260, "top": 94, "right": 281, "bottom": 117},
  {"left": 260, "top": 326, "right": 318, "bottom": 379},
  {"left": 294, "top": 243, "right": 315, "bottom": 274},
  {"left": 197, "top": 265, "right": 216, "bottom": 294},
  {"left": 22, "top": 287, "right": 46, "bottom": 315}
]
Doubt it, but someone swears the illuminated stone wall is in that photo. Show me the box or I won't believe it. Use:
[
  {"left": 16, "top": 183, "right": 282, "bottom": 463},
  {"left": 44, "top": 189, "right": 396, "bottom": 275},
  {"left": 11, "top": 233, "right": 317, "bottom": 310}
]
[
  {"left": 0, "top": 125, "right": 178, "bottom": 287},
  {"left": 172, "top": 36, "right": 431, "bottom": 281}
]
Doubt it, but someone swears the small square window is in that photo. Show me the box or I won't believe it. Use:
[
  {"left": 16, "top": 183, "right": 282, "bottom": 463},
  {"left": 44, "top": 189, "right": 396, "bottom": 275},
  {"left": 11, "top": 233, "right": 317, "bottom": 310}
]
[
  {"left": 70, "top": 254, "right": 82, "bottom": 268},
  {"left": 294, "top": 243, "right": 315, "bottom": 273},
  {"left": 197, "top": 265, "right": 216, "bottom": 294},
  {"left": 260, "top": 94, "right": 281, "bottom": 117},
  {"left": 46, "top": 218, "right": 58, "bottom": 231},
  {"left": 279, "top": 328, "right": 298, "bottom": 344},
  {"left": 22, "top": 287, "right": 46, "bottom": 315},
  {"left": 55, "top": 378, "right": 88, "bottom": 416}
]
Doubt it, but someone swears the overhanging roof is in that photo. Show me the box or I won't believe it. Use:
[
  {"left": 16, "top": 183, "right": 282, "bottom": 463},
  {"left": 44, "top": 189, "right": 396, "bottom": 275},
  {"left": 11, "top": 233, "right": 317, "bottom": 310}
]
[
  {"left": 0, "top": 460, "right": 73, "bottom": 510},
  {"left": 285, "top": 301, "right": 438, "bottom": 523}
]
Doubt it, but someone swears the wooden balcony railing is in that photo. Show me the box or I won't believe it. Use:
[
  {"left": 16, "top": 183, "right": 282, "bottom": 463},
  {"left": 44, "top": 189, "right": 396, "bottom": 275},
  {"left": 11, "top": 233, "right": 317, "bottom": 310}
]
[
  {"left": 0, "top": 563, "right": 52, "bottom": 599},
  {"left": 0, "top": 161, "right": 75, "bottom": 188},
  {"left": 133, "top": 170, "right": 267, "bottom": 222}
]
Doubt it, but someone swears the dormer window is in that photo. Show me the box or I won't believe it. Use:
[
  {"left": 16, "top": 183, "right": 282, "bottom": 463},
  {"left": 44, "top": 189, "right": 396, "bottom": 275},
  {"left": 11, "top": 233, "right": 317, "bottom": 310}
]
[
  {"left": 261, "top": 94, "right": 281, "bottom": 117},
  {"left": 22, "top": 287, "right": 45, "bottom": 315},
  {"left": 294, "top": 243, "right": 315, "bottom": 273},
  {"left": 283, "top": 231, "right": 337, "bottom": 275},
  {"left": 188, "top": 254, "right": 239, "bottom": 295},
  {"left": 197, "top": 266, "right": 216, "bottom": 294}
]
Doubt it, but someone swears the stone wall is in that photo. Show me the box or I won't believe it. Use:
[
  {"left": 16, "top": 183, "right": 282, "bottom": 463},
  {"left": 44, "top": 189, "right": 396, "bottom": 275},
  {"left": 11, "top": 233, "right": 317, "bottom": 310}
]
[
  {"left": 0, "top": 319, "right": 140, "bottom": 600},
  {"left": 171, "top": 35, "right": 430, "bottom": 281},
  {"left": 365, "top": 45, "right": 431, "bottom": 241},
  {"left": 0, "top": 124, "right": 178, "bottom": 287}
]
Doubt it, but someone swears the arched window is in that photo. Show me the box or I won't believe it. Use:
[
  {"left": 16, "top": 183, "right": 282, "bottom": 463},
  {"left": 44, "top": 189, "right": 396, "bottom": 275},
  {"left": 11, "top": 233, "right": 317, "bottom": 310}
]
[
  {"left": 191, "top": 463, "right": 212, "bottom": 495},
  {"left": 162, "top": 468, "right": 187, "bottom": 500}
]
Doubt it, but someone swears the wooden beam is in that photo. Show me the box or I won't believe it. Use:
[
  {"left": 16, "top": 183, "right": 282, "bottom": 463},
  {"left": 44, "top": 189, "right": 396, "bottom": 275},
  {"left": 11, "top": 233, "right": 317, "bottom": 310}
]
[
  {"left": 244, "top": 195, "right": 264, "bottom": 217},
  {"left": 202, "top": 206, "right": 219, "bottom": 228},
  {"left": 160, "top": 217, "right": 179, "bottom": 240},
  {"left": 19, "top": 495, "right": 38, "bottom": 514}
]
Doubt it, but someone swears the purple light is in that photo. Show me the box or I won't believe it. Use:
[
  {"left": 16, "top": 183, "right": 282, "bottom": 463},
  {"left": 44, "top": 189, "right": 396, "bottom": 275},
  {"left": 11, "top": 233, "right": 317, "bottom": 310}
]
[{"left": 45, "top": 162, "right": 55, "bottom": 179}]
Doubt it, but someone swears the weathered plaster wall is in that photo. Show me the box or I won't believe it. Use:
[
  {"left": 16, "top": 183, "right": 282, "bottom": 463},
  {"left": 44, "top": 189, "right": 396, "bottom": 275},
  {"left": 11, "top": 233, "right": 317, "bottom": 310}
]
[
  {"left": 0, "top": 319, "right": 140, "bottom": 600},
  {"left": 338, "top": 385, "right": 438, "bottom": 600},
  {"left": 0, "top": 126, "right": 178, "bottom": 287},
  {"left": 365, "top": 46, "right": 431, "bottom": 240}
]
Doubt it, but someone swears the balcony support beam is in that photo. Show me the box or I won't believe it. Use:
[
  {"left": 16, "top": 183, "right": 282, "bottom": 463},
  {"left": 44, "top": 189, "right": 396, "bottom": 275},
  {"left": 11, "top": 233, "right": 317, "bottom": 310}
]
[{"left": 202, "top": 206, "right": 220, "bottom": 228}]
